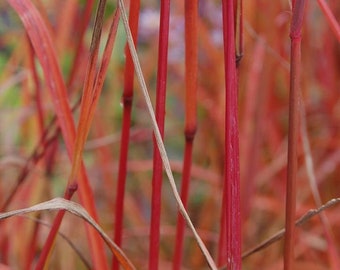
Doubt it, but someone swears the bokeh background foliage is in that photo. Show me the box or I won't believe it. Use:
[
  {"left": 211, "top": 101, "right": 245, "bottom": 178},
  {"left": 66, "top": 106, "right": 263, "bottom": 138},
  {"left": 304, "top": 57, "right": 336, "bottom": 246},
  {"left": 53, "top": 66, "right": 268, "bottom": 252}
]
[{"left": 0, "top": 0, "right": 339, "bottom": 269}]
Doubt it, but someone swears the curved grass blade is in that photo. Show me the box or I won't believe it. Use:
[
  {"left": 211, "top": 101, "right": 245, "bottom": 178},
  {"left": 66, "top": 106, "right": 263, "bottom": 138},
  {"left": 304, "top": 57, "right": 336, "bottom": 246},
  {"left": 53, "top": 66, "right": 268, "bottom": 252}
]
[{"left": 0, "top": 198, "right": 136, "bottom": 270}]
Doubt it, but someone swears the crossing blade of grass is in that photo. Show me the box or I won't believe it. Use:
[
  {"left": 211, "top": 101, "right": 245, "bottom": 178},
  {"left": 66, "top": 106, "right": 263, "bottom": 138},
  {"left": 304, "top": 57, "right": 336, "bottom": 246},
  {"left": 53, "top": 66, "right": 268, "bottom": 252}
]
[
  {"left": 241, "top": 197, "right": 340, "bottom": 261},
  {"left": 6, "top": 1, "right": 109, "bottom": 269},
  {"left": 0, "top": 198, "right": 136, "bottom": 270},
  {"left": 113, "top": 1, "right": 140, "bottom": 270},
  {"left": 118, "top": 1, "right": 217, "bottom": 269},
  {"left": 284, "top": 1, "right": 306, "bottom": 269}
]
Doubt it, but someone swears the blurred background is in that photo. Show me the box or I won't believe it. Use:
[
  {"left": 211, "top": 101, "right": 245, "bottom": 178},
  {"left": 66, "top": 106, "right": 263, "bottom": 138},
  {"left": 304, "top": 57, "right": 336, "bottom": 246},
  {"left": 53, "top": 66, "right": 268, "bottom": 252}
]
[{"left": 0, "top": 0, "right": 339, "bottom": 269}]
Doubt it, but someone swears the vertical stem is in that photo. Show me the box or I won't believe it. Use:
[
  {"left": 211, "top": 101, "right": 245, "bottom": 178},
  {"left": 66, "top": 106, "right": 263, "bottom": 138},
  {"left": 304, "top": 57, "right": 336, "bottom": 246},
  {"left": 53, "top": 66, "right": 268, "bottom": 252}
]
[
  {"left": 149, "top": 0, "right": 170, "bottom": 269},
  {"left": 113, "top": 1, "right": 140, "bottom": 269},
  {"left": 219, "top": 0, "right": 241, "bottom": 269},
  {"left": 284, "top": 1, "right": 306, "bottom": 269},
  {"left": 173, "top": 1, "right": 198, "bottom": 268}
]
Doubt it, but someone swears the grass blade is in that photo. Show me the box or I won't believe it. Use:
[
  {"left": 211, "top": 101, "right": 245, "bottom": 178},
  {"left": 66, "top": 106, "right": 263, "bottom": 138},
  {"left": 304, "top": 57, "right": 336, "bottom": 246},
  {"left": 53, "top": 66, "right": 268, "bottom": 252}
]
[{"left": 0, "top": 198, "right": 136, "bottom": 270}]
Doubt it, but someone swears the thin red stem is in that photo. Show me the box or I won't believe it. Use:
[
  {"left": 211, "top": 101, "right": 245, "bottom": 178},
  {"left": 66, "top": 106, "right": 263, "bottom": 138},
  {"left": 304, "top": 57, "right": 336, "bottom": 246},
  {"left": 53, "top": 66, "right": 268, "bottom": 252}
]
[
  {"left": 219, "top": 0, "right": 241, "bottom": 269},
  {"left": 113, "top": 1, "right": 140, "bottom": 269},
  {"left": 149, "top": 0, "right": 170, "bottom": 269},
  {"left": 284, "top": 1, "right": 306, "bottom": 269},
  {"left": 173, "top": 1, "right": 198, "bottom": 269}
]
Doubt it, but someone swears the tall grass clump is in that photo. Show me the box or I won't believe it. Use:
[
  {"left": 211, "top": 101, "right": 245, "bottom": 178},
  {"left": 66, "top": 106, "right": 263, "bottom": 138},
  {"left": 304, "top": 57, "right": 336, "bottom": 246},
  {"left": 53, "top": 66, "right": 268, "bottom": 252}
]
[{"left": 0, "top": 0, "right": 339, "bottom": 269}]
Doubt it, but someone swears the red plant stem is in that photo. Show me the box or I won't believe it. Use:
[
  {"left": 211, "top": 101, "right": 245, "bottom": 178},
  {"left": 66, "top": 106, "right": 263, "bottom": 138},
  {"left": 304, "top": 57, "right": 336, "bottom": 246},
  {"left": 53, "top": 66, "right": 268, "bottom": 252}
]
[
  {"left": 219, "top": 0, "right": 241, "bottom": 269},
  {"left": 173, "top": 1, "right": 198, "bottom": 269},
  {"left": 284, "top": 1, "right": 306, "bottom": 270},
  {"left": 113, "top": 1, "right": 140, "bottom": 269},
  {"left": 149, "top": 0, "right": 170, "bottom": 269},
  {"left": 317, "top": 0, "right": 340, "bottom": 43}
]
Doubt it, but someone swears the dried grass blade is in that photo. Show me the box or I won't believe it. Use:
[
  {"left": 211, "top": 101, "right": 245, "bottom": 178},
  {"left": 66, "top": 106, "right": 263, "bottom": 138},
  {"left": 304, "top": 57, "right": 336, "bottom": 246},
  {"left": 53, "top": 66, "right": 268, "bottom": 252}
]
[
  {"left": 240, "top": 197, "right": 340, "bottom": 261},
  {"left": 0, "top": 198, "right": 136, "bottom": 270},
  {"left": 118, "top": 1, "right": 217, "bottom": 269}
]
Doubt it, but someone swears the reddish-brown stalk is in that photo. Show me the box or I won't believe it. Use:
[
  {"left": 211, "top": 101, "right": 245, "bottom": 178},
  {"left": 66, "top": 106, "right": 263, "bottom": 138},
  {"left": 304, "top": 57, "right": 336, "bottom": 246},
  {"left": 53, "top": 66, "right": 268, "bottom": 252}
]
[
  {"left": 317, "top": 0, "right": 340, "bottom": 43},
  {"left": 113, "top": 1, "right": 140, "bottom": 269},
  {"left": 7, "top": 1, "right": 109, "bottom": 269},
  {"left": 173, "top": 1, "right": 198, "bottom": 269},
  {"left": 284, "top": 1, "right": 306, "bottom": 270},
  {"left": 149, "top": 0, "right": 170, "bottom": 269},
  {"left": 219, "top": 0, "right": 241, "bottom": 269}
]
